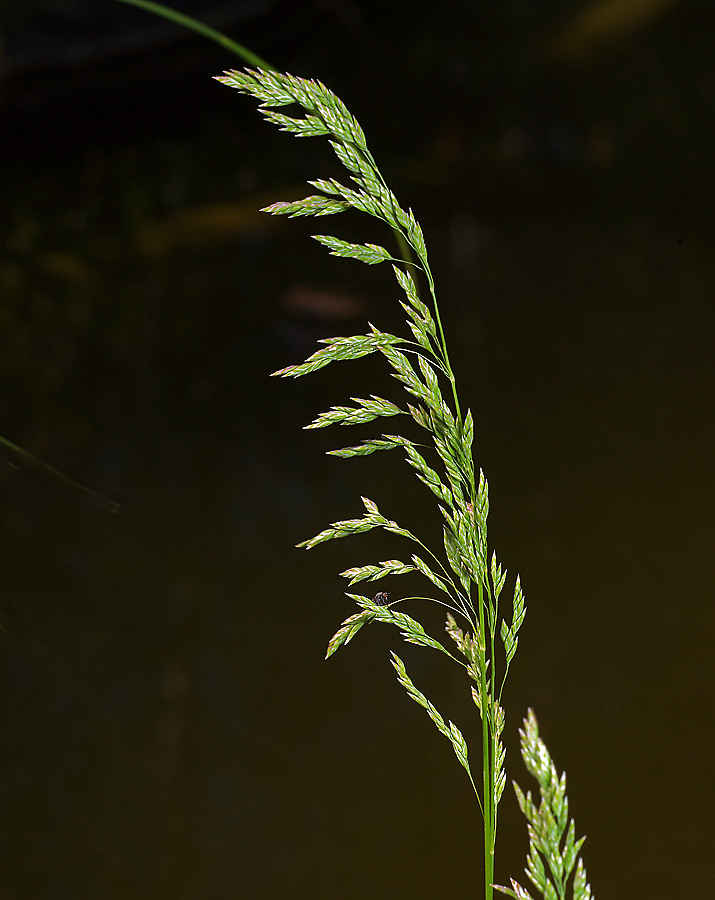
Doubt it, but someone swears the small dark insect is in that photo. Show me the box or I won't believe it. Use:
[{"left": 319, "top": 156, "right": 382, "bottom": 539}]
[{"left": 371, "top": 591, "right": 390, "bottom": 607}]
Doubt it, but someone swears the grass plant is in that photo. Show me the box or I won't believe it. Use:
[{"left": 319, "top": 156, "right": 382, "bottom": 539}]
[{"left": 107, "top": 1, "right": 596, "bottom": 895}]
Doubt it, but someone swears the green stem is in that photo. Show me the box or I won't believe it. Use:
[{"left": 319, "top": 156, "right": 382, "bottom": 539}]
[
  {"left": 489, "top": 584, "right": 498, "bottom": 873},
  {"left": 476, "top": 578, "right": 493, "bottom": 900},
  {"left": 111, "top": 0, "right": 276, "bottom": 69}
]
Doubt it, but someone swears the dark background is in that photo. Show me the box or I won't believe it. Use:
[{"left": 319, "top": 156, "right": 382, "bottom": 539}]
[{"left": 1, "top": 1, "right": 714, "bottom": 898}]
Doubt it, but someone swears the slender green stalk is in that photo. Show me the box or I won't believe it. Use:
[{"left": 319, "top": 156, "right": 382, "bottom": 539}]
[
  {"left": 477, "top": 578, "right": 493, "bottom": 899},
  {"left": 111, "top": 0, "right": 275, "bottom": 69}
]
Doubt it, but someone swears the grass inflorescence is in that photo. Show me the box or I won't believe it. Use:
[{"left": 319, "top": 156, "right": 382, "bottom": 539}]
[{"left": 215, "top": 65, "right": 595, "bottom": 900}]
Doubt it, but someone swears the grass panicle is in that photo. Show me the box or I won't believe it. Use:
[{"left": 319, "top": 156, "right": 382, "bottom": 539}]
[
  {"left": 215, "top": 64, "right": 527, "bottom": 899},
  {"left": 214, "top": 62, "right": 594, "bottom": 900}
]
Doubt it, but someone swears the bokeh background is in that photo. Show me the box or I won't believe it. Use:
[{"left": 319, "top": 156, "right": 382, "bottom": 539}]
[{"left": 1, "top": 1, "right": 714, "bottom": 898}]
